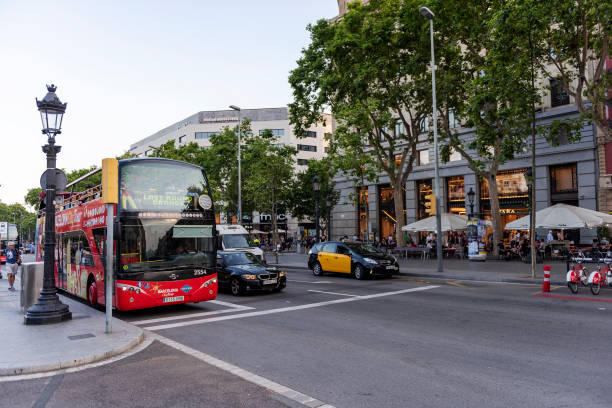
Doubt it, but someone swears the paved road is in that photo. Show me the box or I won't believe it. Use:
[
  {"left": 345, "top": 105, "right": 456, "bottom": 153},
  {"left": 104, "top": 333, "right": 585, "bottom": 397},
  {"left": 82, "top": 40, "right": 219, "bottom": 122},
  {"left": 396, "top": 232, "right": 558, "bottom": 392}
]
[{"left": 4, "top": 266, "right": 612, "bottom": 407}]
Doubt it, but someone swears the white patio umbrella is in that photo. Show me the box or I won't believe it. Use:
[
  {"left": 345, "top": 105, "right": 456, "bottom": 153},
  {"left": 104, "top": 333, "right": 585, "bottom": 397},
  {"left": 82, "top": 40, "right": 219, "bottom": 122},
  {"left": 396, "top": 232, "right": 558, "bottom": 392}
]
[
  {"left": 504, "top": 203, "right": 612, "bottom": 230},
  {"left": 402, "top": 213, "right": 471, "bottom": 232},
  {"left": 249, "top": 229, "right": 266, "bottom": 234}
]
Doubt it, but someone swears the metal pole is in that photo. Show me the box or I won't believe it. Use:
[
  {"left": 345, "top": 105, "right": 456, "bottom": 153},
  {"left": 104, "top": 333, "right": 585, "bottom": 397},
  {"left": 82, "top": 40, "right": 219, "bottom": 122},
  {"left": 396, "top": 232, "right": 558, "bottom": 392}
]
[
  {"left": 25, "top": 137, "right": 71, "bottom": 324},
  {"left": 105, "top": 204, "right": 114, "bottom": 333},
  {"left": 328, "top": 204, "right": 332, "bottom": 241},
  {"left": 315, "top": 191, "right": 320, "bottom": 242},
  {"left": 429, "top": 19, "right": 443, "bottom": 272},
  {"left": 529, "top": 27, "right": 537, "bottom": 279},
  {"left": 237, "top": 110, "right": 242, "bottom": 225}
]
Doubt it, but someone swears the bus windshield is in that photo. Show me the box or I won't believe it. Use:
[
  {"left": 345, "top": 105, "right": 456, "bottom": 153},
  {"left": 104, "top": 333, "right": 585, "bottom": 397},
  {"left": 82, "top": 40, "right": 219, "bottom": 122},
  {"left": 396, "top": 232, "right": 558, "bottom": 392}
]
[
  {"left": 120, "top": 219, "right": 215, "bottom": 272},
  {"left": 221, "top": 234, "right": 250, "bottom": 249},
  {"left": 120, "top": 160, "right": 212, "bottom": 212}
]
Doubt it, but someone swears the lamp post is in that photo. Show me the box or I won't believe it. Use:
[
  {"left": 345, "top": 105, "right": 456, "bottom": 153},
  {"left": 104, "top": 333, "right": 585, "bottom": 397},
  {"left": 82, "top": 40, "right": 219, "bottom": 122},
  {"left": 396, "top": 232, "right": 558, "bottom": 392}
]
[
  {"left": 420, "top": 6, "right": 442, "bottom": 272},
  {"left": 25, "top": 84, "right": 71, "bottom": 325},
  {"left": 526, "top": 168, "right": 536, "bottom": 278},
  {"left": 326, "top": 197, "right": 332, "bottom": 241},
  {"left": 467, "top": 188, "right": 475, "bottom": 220},
  {"left": 313, "top": 175, "right": 321, "bottom": 242},
  {"left": 229, "top": 105, "right": 242, "bottom": 225}
]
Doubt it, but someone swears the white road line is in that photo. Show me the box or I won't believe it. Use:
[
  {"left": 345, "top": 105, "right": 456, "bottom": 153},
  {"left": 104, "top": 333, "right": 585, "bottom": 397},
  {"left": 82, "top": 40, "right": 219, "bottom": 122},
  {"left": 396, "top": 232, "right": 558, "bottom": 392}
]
[
  {"left": 290, "top": 280, "right": 334, "bottom": 284},
  {"left": 151, "top": 333, "right": 336, "bottom": 408},
  {"left": 146, "top": 285, "right": 439, "bottom": 331},
  {"left": 131, "top": 308, "right": 243, "bottom": 326},
  {"left": 0, "top": 334, "right": 155, "bottom": 383},
  {"left": 208, "top": 299, "right": 255, "bottom": 310},
  {"left": 308, "top": 290, "right": 357, "bottom": 297}
]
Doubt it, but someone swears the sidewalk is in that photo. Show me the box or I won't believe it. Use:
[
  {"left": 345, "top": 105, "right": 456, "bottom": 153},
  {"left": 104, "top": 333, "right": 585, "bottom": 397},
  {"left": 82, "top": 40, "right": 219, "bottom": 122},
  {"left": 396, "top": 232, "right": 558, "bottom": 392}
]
[
  {"left": 0, "top": 266, "right": 144, "bottom": 376},
  {"left": 268, "top": 251, "right": 570, "bottom": 285}
]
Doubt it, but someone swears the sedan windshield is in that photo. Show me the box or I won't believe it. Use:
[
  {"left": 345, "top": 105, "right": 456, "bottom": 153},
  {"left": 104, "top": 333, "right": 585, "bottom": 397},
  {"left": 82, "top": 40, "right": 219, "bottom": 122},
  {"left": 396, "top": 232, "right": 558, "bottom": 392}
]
[
  {"left": 345, "top": 243, "right": 385, "bottom": 256},
  {"left": 120, "top": 219, "right": 215, "bottom": 272},
  {"left": 222, "top": 252, "right": 261, "bottom": 266}
]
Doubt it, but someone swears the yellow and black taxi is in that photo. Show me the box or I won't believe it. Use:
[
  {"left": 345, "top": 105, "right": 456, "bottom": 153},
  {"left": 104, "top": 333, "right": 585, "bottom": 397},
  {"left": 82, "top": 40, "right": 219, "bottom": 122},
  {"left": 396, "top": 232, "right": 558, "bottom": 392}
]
[
  {"left": 308, "top": 241, "right": 399, "bottom": 279},
  {"left": 217, "top": 251, "right": 286, "bottom": 296}
]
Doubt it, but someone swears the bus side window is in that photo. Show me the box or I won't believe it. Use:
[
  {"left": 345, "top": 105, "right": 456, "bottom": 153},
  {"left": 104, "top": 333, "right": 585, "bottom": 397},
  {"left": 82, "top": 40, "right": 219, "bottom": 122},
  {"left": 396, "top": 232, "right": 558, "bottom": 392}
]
[{"left": 92, "top": 228, "right": 106, "bottom": 268}]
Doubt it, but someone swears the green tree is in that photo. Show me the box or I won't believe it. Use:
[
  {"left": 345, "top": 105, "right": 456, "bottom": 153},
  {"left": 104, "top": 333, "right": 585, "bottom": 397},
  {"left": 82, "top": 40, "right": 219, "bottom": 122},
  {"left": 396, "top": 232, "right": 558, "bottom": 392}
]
[
  {"left": 0, "top": 202, "right": 36, "bottom": 242},
  {"left": 528, "top": 0, "right": 611, "bottom": 141},
  {"left": 424, "top": 0, "right": 545, "bottom": 255},
  {"left": 243, "top": 130, "right": 296, "bottom": 246},
  {"left": 150, "top": 121, "right": 257, "bottom": 220},
  {"left": 287, "top": 158, "right": 340, "bottom": 239},
  {"left": 289, "top": 0, "right": 434, "bottom": 244}
]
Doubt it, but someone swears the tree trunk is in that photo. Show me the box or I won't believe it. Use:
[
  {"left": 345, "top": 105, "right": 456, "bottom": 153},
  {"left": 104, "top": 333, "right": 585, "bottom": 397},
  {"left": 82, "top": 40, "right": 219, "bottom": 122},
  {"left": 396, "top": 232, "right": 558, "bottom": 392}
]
[
  {"left": 393, "top": 180, "right": 406, "bottom": 247},
  {"left": 487, "top": 173, "right": 502, "bottom": 257},
  {"left": 272, "top": 201, "right": 279, "bottom": 250}
]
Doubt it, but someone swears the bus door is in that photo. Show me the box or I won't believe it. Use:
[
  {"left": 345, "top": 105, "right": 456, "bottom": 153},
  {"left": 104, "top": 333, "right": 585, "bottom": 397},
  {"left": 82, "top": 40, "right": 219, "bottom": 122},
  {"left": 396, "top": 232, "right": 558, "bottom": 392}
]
[{"left": 56, "top": 234, "right": 67, "bottom": 290}]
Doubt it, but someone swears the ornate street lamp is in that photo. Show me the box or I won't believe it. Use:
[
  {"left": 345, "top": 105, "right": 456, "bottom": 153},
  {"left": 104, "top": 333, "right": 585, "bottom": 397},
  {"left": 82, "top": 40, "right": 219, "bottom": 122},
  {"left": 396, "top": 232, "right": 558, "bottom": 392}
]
[
  {"left": 25, "top": 84, "right": 72, "bottom": 325},
  {"left": 313, "top": 175, "right": 321, "bottom": 242},
  {"left": 467, "top": 187, "right": 475, "bottom": 220}
]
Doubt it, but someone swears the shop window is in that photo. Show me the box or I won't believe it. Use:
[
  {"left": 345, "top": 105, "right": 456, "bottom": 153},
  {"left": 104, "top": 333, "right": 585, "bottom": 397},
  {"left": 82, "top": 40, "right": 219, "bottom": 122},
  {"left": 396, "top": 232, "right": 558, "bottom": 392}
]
[
  {"left": 449, "top": 148, "right": 462, "bottom": 162},
  {"left": 394, "top": 120, "right": 403, "bottom": 137},
  {"left": 419, "top": 116, "right": 430, "bottom": 133},
  {"left": 480, "top": 169, "right": 528, "bottom": 199},
  {"left": 358, "top": 186, "right": 369, "bottom": 238},
  {"left": 550, "top": 79, "right": 570, "bottom": 107},
  {"left": 417, "top": 180, "right": 433, "bottom": 220},
  {"left": 418, "top": 149, "right": 430, "bottom": 166},
  {"left": 550, "top": 163, "right": 577, "bottom": 194},
  {"left": 447, "top": 176, "right": 465, "bottom": 214}
]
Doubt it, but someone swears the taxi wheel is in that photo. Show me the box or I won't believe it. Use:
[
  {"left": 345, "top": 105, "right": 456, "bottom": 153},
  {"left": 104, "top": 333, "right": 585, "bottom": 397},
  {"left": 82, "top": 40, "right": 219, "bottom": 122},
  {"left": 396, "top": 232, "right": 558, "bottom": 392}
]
[
  {"left": 354, "top": 264, "right": 366, "bottom": 280},
  {"left": 231, "top": 278, "right": 244, "bottom": 296},
  {"left": 313, "top": 262, "right": 324, "bottom": 276}
]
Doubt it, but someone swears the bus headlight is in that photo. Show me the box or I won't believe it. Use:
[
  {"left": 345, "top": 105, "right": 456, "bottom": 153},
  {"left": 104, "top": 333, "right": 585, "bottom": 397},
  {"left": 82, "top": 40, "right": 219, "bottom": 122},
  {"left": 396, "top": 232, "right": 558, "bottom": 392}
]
[{"left": 242, "top": 274, "right": 257, "bottom": 280}]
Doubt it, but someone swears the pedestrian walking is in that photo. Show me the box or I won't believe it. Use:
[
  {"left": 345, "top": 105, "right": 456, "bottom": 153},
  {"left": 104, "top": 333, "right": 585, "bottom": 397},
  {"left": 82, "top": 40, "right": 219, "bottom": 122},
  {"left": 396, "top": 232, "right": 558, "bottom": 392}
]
[{"left": 4, "top": 241, "right": 21, "bottom": 291}]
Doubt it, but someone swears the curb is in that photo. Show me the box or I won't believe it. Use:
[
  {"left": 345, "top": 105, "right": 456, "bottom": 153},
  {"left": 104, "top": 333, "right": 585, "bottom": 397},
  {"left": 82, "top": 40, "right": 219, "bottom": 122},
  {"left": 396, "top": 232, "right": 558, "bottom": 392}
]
[
  {"left": 0, "top": 328, "right": 145, "bottom": 377},
  {"left": 274, "top": 265, "right": 566, "bottom": 286}
]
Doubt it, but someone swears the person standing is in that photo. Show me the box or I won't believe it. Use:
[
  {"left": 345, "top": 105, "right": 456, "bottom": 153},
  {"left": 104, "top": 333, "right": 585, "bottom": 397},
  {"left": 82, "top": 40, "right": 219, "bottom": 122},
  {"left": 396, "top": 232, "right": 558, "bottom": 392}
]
[{"left": 4, "top": 241, "right": 21, "bottom": 291}]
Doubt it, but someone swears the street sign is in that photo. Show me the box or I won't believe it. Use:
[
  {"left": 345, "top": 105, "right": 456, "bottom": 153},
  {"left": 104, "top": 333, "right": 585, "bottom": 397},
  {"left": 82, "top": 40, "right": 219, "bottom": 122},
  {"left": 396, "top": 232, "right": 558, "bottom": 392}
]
[{"left": 40, "top": 168, "right": 68, "bottom": 191}]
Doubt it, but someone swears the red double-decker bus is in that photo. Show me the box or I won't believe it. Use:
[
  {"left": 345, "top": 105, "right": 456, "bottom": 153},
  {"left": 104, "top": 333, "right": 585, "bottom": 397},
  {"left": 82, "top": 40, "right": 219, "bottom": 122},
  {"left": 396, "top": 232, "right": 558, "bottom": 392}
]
[{"left": 35, "top": 157, "right": 218, "bottom": 310}]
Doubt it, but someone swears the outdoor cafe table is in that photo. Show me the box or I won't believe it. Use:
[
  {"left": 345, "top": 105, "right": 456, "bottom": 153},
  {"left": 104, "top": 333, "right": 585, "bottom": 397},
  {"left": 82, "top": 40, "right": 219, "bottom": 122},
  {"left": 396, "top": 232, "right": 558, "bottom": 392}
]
[{"left": 392, "top": 247, "right": 425, "bottom": 259}]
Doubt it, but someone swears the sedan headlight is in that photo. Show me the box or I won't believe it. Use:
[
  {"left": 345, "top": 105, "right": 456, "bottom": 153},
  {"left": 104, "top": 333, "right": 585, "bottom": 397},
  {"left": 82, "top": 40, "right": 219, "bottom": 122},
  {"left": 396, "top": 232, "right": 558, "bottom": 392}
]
[
  {"left": 242, "top": 274, "right": 257, "bottom": 280},
  {"left": 363, "top": 257, "right": 378, "bottom": 265},
  {"left": 279, "top": 271, "right": 286, "bottom": 277}
]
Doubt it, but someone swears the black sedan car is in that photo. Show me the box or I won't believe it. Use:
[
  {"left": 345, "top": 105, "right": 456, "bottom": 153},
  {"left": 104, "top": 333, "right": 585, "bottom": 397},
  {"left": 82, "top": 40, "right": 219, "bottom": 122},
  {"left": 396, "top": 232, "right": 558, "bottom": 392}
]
[
  {"left": 307, "top": 241, "right": 399, "bottom": 279},
  {"left": 217, "top": 251, "right": 286, "bottom": 296}
]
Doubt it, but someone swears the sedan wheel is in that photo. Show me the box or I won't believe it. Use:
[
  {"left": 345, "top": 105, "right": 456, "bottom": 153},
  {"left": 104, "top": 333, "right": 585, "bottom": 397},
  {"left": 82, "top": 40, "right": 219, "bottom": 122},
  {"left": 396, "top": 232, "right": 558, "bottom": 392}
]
[
  {"left": 354, "top": 264, "right": 365, "bottom": 280},
  {"left": 313, "top": 262, "right": 324, "bottom": 276},
  {"left": 231, "top": 278, "right": 243, "bottom": 296}
]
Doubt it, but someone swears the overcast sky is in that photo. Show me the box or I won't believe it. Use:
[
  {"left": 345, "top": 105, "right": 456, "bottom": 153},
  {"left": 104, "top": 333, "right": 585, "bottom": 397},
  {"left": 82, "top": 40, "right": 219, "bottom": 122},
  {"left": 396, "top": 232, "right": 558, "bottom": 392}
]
[{"left": 0, "top": 0, "right": 338, "bottom": 207}]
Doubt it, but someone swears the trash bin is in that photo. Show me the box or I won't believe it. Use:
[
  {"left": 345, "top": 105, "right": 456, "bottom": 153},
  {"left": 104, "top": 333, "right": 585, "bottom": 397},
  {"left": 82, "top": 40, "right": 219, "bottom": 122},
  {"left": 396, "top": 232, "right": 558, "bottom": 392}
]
[{"left": 20, "top": 262, "right": 44, "bottom": 314}]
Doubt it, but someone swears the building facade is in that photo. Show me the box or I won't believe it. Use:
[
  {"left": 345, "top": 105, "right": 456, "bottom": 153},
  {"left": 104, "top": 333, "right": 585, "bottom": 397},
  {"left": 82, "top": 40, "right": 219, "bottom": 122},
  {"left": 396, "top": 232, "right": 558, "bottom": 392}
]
[
  {"left": 129, "top": 107, "right": 332, "bottom": 236},
  {"left": 331, "top": 91, "right": 599, "bottom": 245}
]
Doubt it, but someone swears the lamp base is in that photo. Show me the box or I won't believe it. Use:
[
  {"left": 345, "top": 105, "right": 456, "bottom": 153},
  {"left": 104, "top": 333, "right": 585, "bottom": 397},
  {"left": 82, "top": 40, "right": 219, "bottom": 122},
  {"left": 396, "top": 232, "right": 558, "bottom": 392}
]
[{"left": 24, "top": 294, "right": 72, "bottom": 325}]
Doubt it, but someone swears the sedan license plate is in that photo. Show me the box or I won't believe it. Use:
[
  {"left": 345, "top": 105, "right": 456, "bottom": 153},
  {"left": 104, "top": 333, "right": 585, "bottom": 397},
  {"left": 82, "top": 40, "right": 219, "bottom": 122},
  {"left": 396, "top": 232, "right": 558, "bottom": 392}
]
[
  {"left": 163, "top": 296, "right": 184, "bottom": 303},
  {"left": 263, "top": 279, "right": 277, "bottom": 285},
  {"left": 386, "top": 265, "right": 395, "bottom": 270}
]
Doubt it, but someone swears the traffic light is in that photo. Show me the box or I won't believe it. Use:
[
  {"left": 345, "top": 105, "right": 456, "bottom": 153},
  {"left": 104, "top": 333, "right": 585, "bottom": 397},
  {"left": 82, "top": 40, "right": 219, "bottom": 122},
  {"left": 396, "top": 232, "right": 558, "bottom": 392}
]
[{"left": 424, "top": 193, "right": 436, "bottom": 216}]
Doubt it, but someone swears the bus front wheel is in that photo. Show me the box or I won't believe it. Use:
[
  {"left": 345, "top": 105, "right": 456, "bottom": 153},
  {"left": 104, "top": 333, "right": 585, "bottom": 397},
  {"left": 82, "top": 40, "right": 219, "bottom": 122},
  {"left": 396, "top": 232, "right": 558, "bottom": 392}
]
[{"left": 87, "top": 277, "right": 98, "bottom": 306}]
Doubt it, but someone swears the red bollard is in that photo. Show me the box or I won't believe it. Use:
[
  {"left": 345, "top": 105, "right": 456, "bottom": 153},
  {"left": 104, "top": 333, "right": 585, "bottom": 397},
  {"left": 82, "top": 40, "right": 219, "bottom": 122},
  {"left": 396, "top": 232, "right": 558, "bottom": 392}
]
[{"left": 542, "top": 265, "right": 551, "bottom": 292}]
